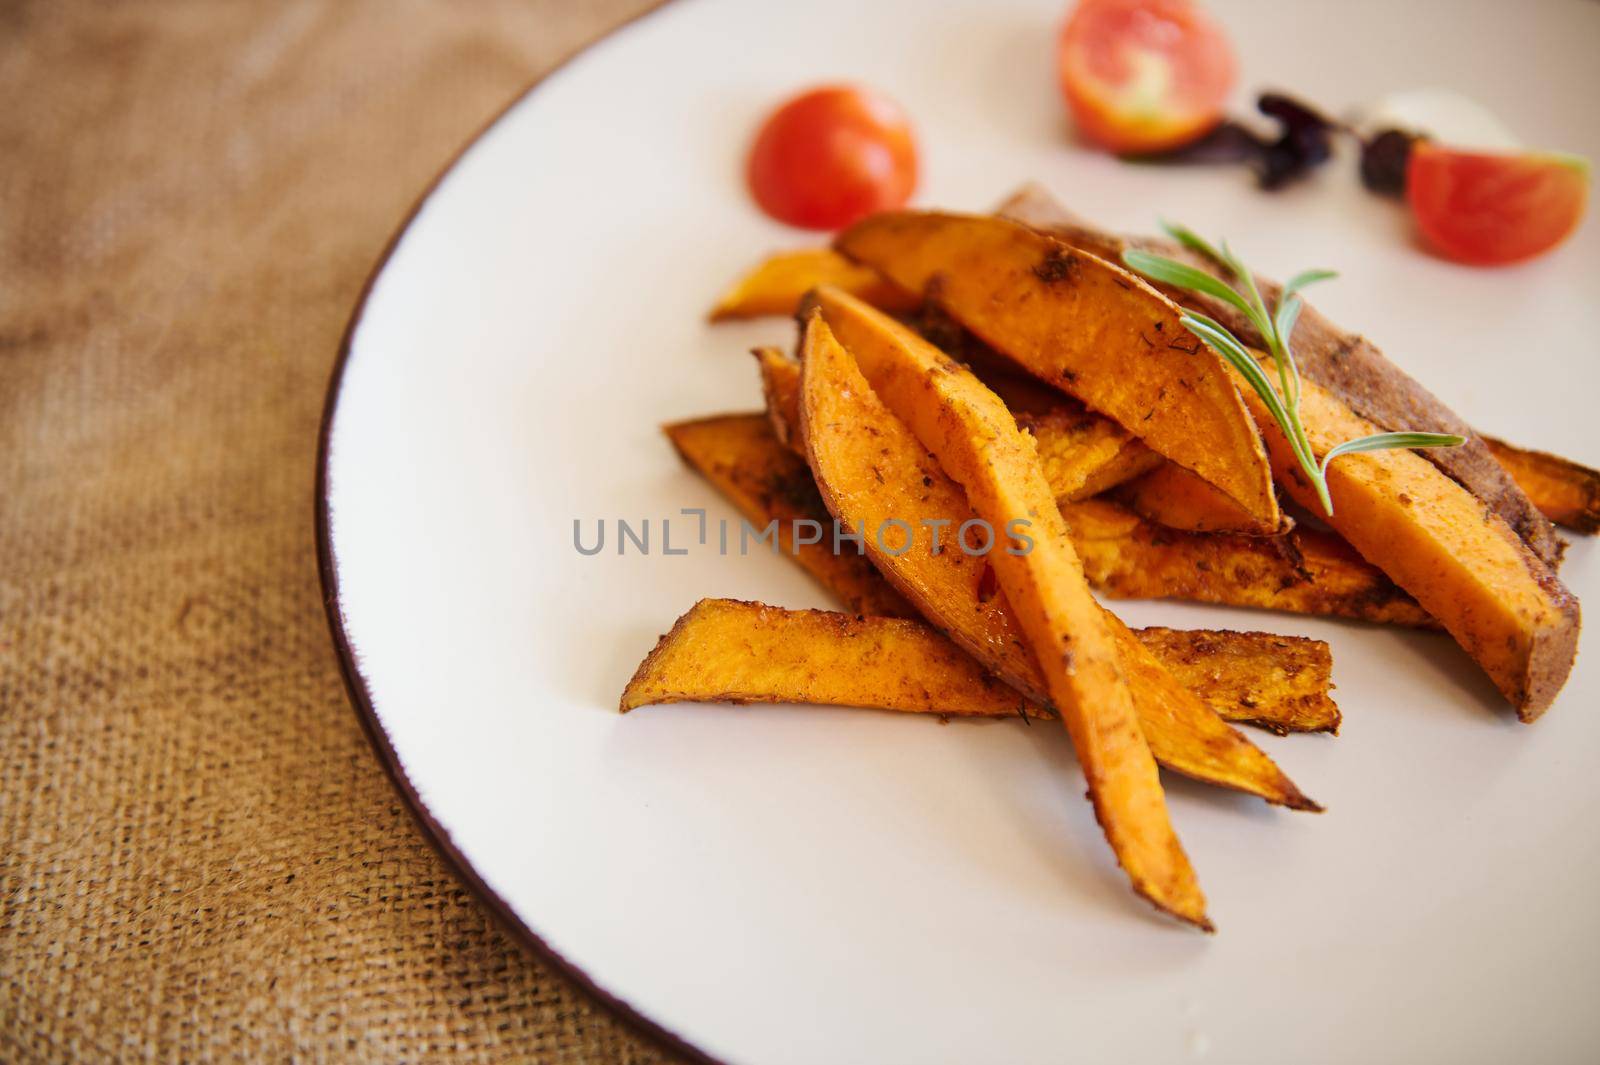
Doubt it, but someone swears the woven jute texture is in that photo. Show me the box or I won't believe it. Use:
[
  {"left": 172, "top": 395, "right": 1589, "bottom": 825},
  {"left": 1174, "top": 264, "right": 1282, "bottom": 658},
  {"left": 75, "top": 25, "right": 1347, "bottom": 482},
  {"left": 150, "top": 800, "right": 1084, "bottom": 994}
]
[{"left": 0, "top": 2, "right": 685, "bottom": 1060}]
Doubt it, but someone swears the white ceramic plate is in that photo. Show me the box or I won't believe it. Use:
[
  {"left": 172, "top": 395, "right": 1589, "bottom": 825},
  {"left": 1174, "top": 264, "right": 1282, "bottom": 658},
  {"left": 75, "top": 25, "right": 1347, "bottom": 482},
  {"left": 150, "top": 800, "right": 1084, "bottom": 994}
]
[{"left": 319, "top": 1, "right": 1600, "bottom": 1061}]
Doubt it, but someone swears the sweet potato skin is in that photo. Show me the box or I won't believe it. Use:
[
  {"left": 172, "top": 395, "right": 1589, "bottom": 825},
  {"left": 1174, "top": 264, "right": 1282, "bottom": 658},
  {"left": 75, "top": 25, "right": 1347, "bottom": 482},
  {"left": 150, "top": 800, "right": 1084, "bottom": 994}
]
[
  {"left": 624, "top": 600, "right": 1341, "bottom": 735},
  {"left": 835, "top": 211, "right": 1279, "bottom": 529},
  {"left": 1237, "top": 370, "right": 1580, "bottom": 718},
  {"left": 709, "top": 247, "right": 914, "bottom": 320},
  {"left": 1485, "top": 436, "right": 1600, "bottom": 535},
  {"left": 997, "top": 183, "right": 1565, "bottom": 568},
  {"left": 663, "top": 413, "right": 914, "bottom": 619}
]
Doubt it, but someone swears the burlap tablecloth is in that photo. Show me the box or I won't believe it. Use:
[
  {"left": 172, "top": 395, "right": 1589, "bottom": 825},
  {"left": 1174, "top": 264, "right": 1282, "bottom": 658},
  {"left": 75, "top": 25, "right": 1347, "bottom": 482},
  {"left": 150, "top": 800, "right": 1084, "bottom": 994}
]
[{"left": 0, "top": 3, "right": 687, "bottom": 1060}]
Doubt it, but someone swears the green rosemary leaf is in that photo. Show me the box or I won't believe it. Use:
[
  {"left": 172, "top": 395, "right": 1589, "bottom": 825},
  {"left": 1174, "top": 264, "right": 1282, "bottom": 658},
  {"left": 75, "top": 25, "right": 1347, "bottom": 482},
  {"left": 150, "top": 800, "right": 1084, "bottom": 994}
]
[
  {"left": 1281, "top": 268, "right": 1338, "bottom": 300},
  {"left": 1217, "top": 240, "right": 1256, "bottom": 293},
  {"left": 1184, "top": 312, "right": 1320, "bottom": 490},
  {"left": 1121, "top": 250, "right": 1260, "bottom": 324},
  {"left": 1318, "top": 432, "right": 1467, "bottom": 477},
  {"left": 1158, "top": 220, "right": 1228, "bottom": 269},
  {"left": 1222, "top": 239, "right": 1275, "bottom": 341},
  {"left": 1273, "top": 295, "right": 1305, "bottom": 408},
  {"left": 1180, "top": 311, "right": 1253, "bottom": 364},
  {"left": 1274, "top": 294, "right": 1304, "bottom": 345}
]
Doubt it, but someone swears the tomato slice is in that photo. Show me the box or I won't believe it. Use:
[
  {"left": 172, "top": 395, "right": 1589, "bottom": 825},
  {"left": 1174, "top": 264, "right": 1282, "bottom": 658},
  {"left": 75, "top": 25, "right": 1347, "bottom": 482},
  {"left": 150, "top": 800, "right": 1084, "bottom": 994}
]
[
  {"left": 746, "top": 86, "right": 918, "bottom": 231},
  {"left": 1407, "top": 144, "right": 1589, "bottom": 266},
  {"left": 1058, "top": 0, "right": 1236, "bottom": 155}
]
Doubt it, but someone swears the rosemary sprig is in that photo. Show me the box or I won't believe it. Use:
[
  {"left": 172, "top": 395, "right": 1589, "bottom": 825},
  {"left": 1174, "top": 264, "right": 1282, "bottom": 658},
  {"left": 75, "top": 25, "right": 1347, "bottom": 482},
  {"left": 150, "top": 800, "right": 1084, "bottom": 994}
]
[{"left": 1122, "top": 224, "right": 1463, "bottom": 516}]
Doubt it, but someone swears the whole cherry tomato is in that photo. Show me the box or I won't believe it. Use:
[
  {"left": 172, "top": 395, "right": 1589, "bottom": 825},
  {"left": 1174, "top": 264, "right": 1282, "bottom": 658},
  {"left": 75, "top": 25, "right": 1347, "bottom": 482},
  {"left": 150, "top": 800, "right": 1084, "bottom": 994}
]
[
  {"left": 747, "top": 85, "right": 918, "bottom": 231},
  {"left": 1058, "top": 0, "right": 1236, "bottom": 155},
  {"left": 1407, "top": 143, "right": 1589, "bottom": 266}
]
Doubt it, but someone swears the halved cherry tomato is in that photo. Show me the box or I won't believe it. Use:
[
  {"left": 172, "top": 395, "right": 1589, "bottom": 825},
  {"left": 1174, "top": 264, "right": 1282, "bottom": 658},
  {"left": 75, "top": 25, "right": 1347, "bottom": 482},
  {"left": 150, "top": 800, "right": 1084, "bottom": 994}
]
[
  {"left": 1407, "top": 143, "right": 1589, "bottom": 266},
  {"left": 746, "top": 85, "right": 918, "bottom": 231},
  {"left": 1057, "top": 0, "right": 1236, "bottom": 155}
]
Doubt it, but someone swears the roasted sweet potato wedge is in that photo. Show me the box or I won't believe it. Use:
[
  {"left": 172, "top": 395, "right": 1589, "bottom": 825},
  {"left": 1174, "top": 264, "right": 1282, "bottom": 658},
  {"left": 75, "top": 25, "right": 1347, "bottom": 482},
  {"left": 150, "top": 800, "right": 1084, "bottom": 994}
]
[
  {"left": 835, "top": 210, "right": 1280, "bottom": 531},
  {"left": 622, "top": 599, "right": 1028, "bottom": 715},
  {"left": 664, "top": 412, "right": 914, "bottom": 619},
  {"left": 1485, "top": 436, "right": 1600, "bottom": 535},
  {"left": 1116, "top": 461, "right": 1289, "bottom": 536},
  {"left": 1236, "top": 369, "right": 1580, "bottom": 718},
  {"left": 753, "top": 346, "right": 802, "bottom": 450},
  {"left": 1063, "top": 498, "right": 1436, "bottom": 628},
  {"left": 624, "top": 600, "right": 1341, "bottom": 734},
  {"left": 709, "top": 247, "right": 914, "bottom": 321},
  {"left": 997, "top": 183, "right": 1565, "bottom": 567},
  {"left": 1133, "top": 626, "right": 1338, "bottom": 735}
]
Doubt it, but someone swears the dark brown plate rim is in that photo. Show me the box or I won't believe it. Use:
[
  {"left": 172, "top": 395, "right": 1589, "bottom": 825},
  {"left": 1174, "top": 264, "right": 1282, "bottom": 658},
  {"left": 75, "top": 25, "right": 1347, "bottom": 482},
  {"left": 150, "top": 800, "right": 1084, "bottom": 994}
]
[{"left": 314, "top": 4, "right": 721, "bottom": 1062}]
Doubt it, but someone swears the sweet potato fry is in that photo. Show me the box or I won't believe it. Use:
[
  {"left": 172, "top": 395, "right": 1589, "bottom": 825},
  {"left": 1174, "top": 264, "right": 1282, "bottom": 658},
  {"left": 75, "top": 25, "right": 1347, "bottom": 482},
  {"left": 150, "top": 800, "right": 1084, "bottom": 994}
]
[
  {"left": 754, "top": 347, "right": 804, "bottom": 440},
  {"left": 997, "top": 183, "right": 1566, "bottom": 567},
  {"left": 709, "top": 247, "right": 914, "bottom": 321},
  {"left": 1133, "top": 626, "right": 1338, "bottom": 735},
  {"left": 1236, "top": 368, "right": 1580, "bottom": 718},
  {"left": 624, "top": 600, "right": 1340, "bottom": 735},
  {"left": 835, "top": 210, "right": 1280, "bottom": 531},
  {"left": 663, "top": 412, "right": 914, "bottom": 619},
  {"left": 753, "top": 346, "right": 802, "bottom": 449},
  {"left": 1116, "top": 461, "right": 1290, "bottom": 535},
  {"left": 1062, "top": 498, "right": 1436, "bottom": 628},
  {"left": 623, "top": 599, "right": 1027, "bottom": 715},
  {"left": 1484, "top": 436, "right": 1600, "bottom": 535}
]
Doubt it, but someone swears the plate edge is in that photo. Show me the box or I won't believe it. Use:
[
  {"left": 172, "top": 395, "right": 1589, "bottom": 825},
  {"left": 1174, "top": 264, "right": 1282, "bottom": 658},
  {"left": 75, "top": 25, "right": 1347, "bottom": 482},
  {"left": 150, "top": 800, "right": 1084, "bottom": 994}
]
[{"left": 312, "top": 4, "right": 726, "bottom": 1063}]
